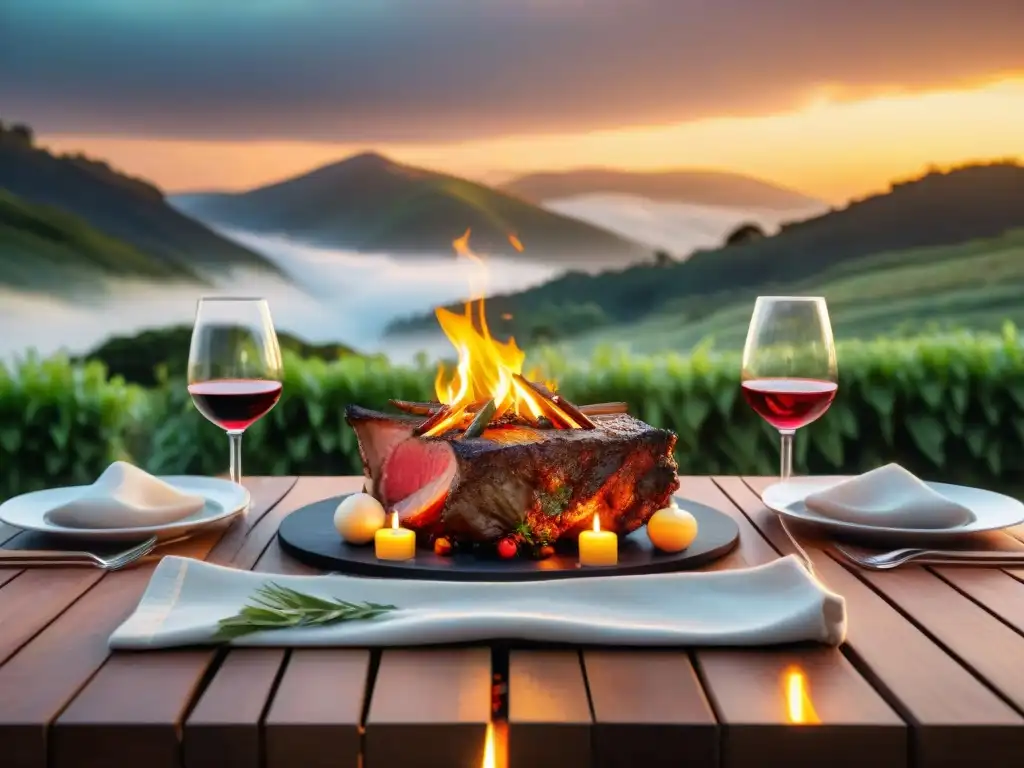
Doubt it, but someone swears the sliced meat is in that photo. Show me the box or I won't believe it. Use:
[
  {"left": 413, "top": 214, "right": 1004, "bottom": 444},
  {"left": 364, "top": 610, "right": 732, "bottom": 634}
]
[
  {"left": 381, "top": 438, "right": 458, "bottom": 531},
  {"left": 381, "top": 438, "right": 456, "bottom": 508},
  {"left": 389, "top": 447, "right": 458, "bottom": 531},
  {"left": 345, "top": 406, "right": 420, "bottom": 497}
]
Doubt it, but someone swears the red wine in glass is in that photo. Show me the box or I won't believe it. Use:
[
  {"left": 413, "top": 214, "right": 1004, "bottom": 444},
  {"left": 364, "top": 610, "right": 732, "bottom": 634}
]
[
  {"left": 741, "top": 378, "right": 838, "bottom": 431},
  {"left": 187, "top": 298, "right": 284, "bottom": 483},
  {"left": 188, "top": 379, "right": 283, "bottom": 432},
  {"left": 741, "top": 296, "right": 837, "bottom": 482}
]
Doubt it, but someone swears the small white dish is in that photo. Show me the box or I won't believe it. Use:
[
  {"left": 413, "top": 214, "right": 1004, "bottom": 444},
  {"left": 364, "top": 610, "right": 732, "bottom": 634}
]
[
  {"left": 0, "top": 476, "right": 250, "bottom": 541},
  {"left": 763, "top": 477, "right": 1024, "bottom": 540}
]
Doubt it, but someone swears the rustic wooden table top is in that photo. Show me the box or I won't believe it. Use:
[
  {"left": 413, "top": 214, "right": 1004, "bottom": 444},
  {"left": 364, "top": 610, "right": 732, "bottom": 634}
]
[{"left": 2, "top": 475, "right": 1024, "bottom": 768}]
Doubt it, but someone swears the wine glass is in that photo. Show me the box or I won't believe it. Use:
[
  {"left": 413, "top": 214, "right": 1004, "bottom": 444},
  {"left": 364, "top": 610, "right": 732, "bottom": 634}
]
[
  {"left": 187, "top": 298, "right": 284, "bottom": 484},
  {"left": 741, "top": 296, "right": 837, "bottom": 483}
]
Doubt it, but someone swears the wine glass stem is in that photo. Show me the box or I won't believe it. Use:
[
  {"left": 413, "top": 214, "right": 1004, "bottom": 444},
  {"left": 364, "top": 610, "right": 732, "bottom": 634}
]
[
  {"left": 779, "top": 429, "right": 794, "bottom": 482},
  {"left": 228, "top": 431, "right": 243, "bottom": 485}
]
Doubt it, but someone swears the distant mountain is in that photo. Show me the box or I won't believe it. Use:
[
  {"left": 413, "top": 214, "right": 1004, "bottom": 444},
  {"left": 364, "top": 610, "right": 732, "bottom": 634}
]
[
  {"left": 0, "top": 129, "right": 280, "bottom": 277},
  {"left": 388, "top": 161, "right": 1024, "bottom": 340},
  {"left": 0, "top": 189, "right": 200, "bottom": 291},
  {"left": 501, "top": 168, "right": 823, "bottom": 209},
  {"left": 173, "top": 152, "right": 649, "bottom": 265}
]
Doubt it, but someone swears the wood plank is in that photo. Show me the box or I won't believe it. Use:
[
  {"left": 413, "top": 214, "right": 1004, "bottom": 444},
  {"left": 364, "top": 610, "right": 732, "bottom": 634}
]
[
  {"left": 584, "top": 650, "right": 717, "bottom": 768},
  {"left": 253, "top": 483, "right": 369, "bottom": 768},
  {"left": 684, "top": 477, "right": 906, "bottom": 768},
  {"left": 205, "top": 476, "right": 298, "bottom": 567},
  {"left": 0, "top": 568, "right": 105, "bottom": 666},
  {"left": 0, "top": 568, "right": 21, "bottom": 589},
  {"left": 731, "top": 476, "right": 1024, "bottom": 767},
  {"left": 0, "top": 564, "right": 157, "bottom": 768},
  {"left": 576, "top": 478, "right": 729, "bottom": 768},
  {"left": 854, "top": 565, "right": 1024, "bottom": 713},
  {"left": 701, "top": 649, "right": 905, "bottom": 768},
  {"left": 508, "top": 650, "right": 591, "bottom": 768},
  {"left": 936, "top": 568, "right": 1024, "bottom": 635},
  {"left": 183, "top": 477, "right": 364, "bottom": 768},
  {"left": 264, "top": 650, "right": 370, "bottom": 768},
  {"left": 183, "top": 649, "right": 286, "bottom": 768},
  {"left": 34, "top": 477, "right": 295, "bottom": 768},
  {"left": 0, "top": 523, "right": 20, "bottom": 546},
  {"left": 365, "top": 648, "right": 491, "bottom": 768}
]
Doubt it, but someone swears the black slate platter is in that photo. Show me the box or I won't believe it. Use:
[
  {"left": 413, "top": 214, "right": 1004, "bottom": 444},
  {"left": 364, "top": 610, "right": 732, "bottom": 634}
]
[{"left": 277, "top": 494, "right": 739, "bottom": 581}]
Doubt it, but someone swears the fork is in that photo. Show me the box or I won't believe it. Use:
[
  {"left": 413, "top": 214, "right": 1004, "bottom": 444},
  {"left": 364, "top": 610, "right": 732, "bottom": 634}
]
[
  {"left": 0, "top": 536, "right": 158, "bottom": 570},
  {"left": 834, "top": 543, "right": 1024, "bottom": 570}
]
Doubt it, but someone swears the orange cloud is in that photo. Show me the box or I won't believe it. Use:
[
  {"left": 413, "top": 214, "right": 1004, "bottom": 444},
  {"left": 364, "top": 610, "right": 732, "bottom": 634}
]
[{"left": 39, "top": 75, "right": 1024, "bottom": 203}]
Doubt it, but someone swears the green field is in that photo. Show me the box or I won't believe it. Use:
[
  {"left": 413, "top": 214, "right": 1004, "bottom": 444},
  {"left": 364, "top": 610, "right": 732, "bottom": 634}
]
[{"left": 557, "top": 229, "right": 1024, "bottom": 356}]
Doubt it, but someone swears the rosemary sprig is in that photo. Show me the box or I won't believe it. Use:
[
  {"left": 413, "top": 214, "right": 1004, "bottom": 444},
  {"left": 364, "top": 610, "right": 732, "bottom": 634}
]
[{"left": 214, "top": 582, "right": 397, "bottom": 641}]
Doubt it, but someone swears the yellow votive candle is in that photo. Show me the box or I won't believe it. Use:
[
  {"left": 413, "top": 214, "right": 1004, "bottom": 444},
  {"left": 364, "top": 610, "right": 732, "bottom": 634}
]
[
  {"left": 578, "top": 515, "right": 618, "bottom": 566},
  {"left": 375, "top": 512, "right": 416, "bottom": 561}
]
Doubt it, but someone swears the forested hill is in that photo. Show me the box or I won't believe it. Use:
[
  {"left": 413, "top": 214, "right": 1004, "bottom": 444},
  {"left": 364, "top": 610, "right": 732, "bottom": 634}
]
[
  {"left": 0, "top": 123, "right": 280, "bottom": 276},
  {"left": 388, "top": 161, "right": 1024, "bottom": 339},
  {"left": 173, "top": 152, "right": 650, "bottom": 265}
]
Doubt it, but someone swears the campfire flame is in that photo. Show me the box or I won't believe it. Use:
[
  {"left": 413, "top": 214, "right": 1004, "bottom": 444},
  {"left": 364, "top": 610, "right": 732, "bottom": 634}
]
[{"left": 423, "top": 230, "right": 575, "bottom": 437}]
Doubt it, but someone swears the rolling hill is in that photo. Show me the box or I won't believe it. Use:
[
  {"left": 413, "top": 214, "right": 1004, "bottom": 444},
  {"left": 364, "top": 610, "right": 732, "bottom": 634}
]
[
  {"left": 0, "top": 129, "right": 280, "bottom": 277},
  {"left": 500, "top": 168, "right": 823, "bottom": 209},
  {"left": 0, "top": 189, "right": 201, "bottom": 291},
  {"left": 387, "top": 161, "right": 1024, "bottom": 343},
  {"left": 558, "top": 228, "right": 1024, "bottom": 355},
  {"left": 173, "top": 152, "right": 650, "bottom": 265}
]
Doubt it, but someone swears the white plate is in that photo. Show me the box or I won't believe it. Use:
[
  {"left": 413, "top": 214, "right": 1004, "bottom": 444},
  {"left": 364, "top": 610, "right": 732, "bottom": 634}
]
[
  {"left": 762, "top": 477, "right": 1024, "bottom": 540},
  {"left": 0, "top": 476, "right": 250, "bottom": 541}
]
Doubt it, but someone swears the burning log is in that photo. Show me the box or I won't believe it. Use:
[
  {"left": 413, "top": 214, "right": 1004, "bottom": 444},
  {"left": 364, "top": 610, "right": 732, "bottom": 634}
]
[
  {"left": 414, "top": 404, "right": 456, "bottom": 436},
  {"left": 550, "top": 395, "right": 598, "bottom": 430},
  {"left": 390, "top": 399, "right": 442, "bottom": 416},
  {"left": 578, "top": 402, "right": 628, "bottom": 416},
  {"left": 512, "top": 374, "right": 580, "bottom": 429}
]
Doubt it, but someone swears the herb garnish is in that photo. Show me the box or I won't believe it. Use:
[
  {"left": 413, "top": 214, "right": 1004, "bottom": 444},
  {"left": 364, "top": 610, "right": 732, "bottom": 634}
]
[{"left": 215, "top": 582, "right": 396, "bottom": 640}]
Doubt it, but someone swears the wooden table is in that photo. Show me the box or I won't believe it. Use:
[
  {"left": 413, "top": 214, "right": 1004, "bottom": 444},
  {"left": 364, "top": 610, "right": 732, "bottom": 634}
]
[{"left": 3, "top": 476, "right": 1024, "bottom": 768}]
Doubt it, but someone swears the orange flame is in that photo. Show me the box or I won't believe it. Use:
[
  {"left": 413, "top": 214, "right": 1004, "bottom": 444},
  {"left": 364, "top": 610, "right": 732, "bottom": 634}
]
[
  {"left": 423, "top": 230, "right": 555, "bottom": 437},
  {"left": 784, "top": 667, "right": 820, "bottom": 725}
]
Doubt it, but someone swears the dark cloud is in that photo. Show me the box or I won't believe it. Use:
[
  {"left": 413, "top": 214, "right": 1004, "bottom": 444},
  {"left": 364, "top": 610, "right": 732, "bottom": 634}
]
[{"left": 2, "top": 0, "right": 1023, "bottom": 142}]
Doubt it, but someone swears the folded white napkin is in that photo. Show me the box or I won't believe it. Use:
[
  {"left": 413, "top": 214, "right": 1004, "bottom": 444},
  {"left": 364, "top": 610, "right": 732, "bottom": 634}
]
[
  {"left": 804, "top": 463, "right": 974, "bottom": 529},
  {"left": 109, "top": 555, "right": 847, "bottom": 649},
  {"left": 46, "top": 462, "right": 205, "bottom": 529}
]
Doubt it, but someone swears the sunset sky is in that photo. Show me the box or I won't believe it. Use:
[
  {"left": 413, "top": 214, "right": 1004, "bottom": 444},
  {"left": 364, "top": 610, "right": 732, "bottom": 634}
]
[{"left": 4, "top": 0, "right": 1023, "bottom": 202}]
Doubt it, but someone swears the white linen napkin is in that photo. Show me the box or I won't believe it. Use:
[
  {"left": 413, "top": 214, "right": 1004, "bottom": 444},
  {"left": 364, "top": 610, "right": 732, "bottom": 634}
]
[
  {"left": 108, "top": 555, "right": 847, "bottom": 649},
  {"left": 46, "top": 462, "right": 205, "bottom": 529},
  {"left": 804, "top": 463, "right": 974, "bottom": 529}
]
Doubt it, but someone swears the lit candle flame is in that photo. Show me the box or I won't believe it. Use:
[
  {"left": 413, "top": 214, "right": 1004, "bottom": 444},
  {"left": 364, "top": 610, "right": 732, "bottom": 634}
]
[
  {"left": 593, "top": 516, "right": 601, "bottom": 533},
  {"left": 784, "top": 667, "right": 820, "bottom": 724},
  {"left": 391, "top": 511, "right": 399, "bottom": 530}
]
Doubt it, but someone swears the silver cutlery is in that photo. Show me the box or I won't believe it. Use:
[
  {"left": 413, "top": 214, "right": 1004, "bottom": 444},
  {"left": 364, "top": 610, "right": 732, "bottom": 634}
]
[
  {"left": 834, "top": 543, "right": 1024, "bottom": 570},
  {"left": 0, "top": 536, "right": 158, "bottom": 570}
]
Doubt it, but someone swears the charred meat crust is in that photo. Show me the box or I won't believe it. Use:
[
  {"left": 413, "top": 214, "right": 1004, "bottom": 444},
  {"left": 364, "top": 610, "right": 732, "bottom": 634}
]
[{"left": 344, "top": 406, "right": 679, "bottom": 543}]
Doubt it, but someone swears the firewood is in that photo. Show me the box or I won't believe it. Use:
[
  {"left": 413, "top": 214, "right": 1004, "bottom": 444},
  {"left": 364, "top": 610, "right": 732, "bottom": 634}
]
[
  {"left": 391, "top": 399, "right": 442, "bottom": 416},
  {"left": 550, "top": 395, "right": 598, "bottom": 429},
  {"left": 577, "top": 402, "right": 629, "bottom": 416},
  {"left": 512, "top": 374, "right": 576, "bottom": 429}
]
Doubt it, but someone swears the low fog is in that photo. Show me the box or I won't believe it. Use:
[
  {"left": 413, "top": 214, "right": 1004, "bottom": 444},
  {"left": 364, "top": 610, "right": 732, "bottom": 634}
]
[{"left": 0, "top": 229, "right": 560, "bottom": 364}]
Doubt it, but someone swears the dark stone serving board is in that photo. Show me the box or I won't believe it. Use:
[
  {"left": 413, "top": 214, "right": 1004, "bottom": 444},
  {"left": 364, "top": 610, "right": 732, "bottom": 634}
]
[{"left": 277, "top": 495, "right": 739, "bottom": 581}]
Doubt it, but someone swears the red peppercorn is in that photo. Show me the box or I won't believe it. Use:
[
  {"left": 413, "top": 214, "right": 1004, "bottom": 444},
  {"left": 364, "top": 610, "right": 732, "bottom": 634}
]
[
  {"left": 433, "top": 537, "right": 454, "bottom": 556},
  {"left": 497, "top": 537, "right": 518, "bottom": 559}
]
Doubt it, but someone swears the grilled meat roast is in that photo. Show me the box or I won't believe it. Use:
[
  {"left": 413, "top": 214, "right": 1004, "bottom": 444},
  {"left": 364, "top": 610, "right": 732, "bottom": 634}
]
[{"left": 346, "top": 405, "right": 679, "bottom": 543}]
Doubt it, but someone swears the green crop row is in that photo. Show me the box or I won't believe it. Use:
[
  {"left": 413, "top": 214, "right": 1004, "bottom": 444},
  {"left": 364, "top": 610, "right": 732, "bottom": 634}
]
[{"left": 3, "top": 325, "right": 1024, "bottom": 500}]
